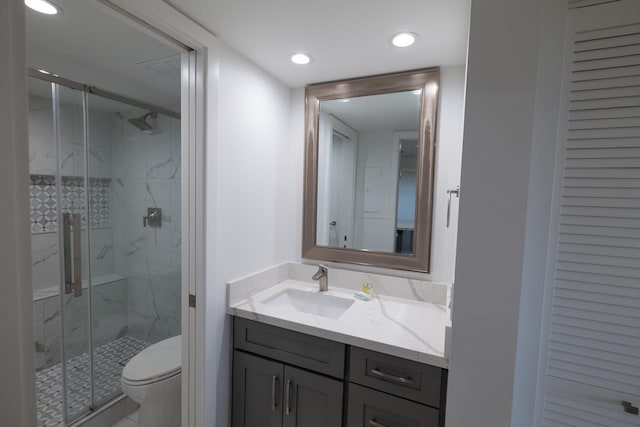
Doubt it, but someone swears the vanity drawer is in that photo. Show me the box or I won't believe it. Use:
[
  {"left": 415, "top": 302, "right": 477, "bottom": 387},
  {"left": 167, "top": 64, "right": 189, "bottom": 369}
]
[
  {"left": 349, "top": 347, "right": 444, "bottom": 408},
  {"left": 347, "top": 383, "right": 439, "bottom": 427},
  {"left": 233, "top": 317, "right": 346, "bottom": 378}
]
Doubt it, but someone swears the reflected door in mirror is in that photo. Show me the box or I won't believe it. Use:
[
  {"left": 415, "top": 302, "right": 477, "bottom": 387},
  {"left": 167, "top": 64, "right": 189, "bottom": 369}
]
[
  {"left": 395, "top": 133, "right": 418, "bottom": 254},
  {"left": 317, "top": 113, "right": 358, "bottom": 249}
]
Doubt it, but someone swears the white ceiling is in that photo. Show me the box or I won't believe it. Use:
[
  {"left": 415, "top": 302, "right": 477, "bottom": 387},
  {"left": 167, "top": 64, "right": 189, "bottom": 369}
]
[
  {"left": 165, "top": 0, "right": 471, "bottom": 87},
  {"left": 26, "top": 0, "right": 181, "bottom": 111},
  {"left": 25, "top": 0, "right": 470, "bottom": 102}
]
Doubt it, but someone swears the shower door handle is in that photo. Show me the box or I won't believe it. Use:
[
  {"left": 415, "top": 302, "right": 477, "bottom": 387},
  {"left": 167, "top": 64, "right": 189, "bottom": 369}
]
[
  {"left": 63, "top": 213, "right": 72, "bottom": 295},
  {"left": 72, "top": 213, "right": 82, "bottom": 297},
  {"left": 63, "top": 213, "right": 82, "bottom": 297}
]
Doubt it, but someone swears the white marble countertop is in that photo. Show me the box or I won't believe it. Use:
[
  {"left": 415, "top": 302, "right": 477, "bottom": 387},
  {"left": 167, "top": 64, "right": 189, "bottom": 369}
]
[{"left": 228, "top": 279, "right": 451, "bottom": 368}]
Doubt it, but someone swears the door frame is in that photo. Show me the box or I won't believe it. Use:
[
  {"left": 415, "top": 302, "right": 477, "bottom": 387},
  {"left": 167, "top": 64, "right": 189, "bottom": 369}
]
[{"left": 96, "top": 1, "right": 216, "bottom": 425}]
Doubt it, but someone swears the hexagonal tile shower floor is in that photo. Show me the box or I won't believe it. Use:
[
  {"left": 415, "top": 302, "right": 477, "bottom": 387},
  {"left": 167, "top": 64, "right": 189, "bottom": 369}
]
[{"left": 36, "top": 336, "right": 149, "bottom": 427}]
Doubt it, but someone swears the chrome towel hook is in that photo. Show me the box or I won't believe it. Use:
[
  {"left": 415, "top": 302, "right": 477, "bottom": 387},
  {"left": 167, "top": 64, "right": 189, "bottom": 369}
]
[{"left": 446, "top": 186, "right": 460, "bottom": 228}]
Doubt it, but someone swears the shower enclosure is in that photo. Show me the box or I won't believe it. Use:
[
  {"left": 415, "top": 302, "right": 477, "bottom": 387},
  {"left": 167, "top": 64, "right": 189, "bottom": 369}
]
[{"left": 28, "top": 71, "right": 181, "bottom": 426}]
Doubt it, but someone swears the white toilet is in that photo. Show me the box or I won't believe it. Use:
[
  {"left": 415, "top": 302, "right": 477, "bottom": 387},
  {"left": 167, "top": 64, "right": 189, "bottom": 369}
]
[{"left": 121, "top": 335, "right": 182, "bottom": 427}]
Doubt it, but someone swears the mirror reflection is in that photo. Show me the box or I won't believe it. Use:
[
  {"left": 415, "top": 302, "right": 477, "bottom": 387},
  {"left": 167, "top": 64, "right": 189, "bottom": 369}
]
[{"left": 316, "top": 90, "right": 421, "bottom": 254}]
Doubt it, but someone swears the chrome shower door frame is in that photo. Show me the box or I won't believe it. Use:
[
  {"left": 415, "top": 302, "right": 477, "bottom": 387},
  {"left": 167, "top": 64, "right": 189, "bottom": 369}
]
[{"left": 52, "top": 82, "right": 95, "bottom": 424}]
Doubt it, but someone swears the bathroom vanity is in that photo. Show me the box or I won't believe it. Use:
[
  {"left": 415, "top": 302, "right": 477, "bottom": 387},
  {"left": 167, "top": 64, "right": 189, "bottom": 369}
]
[
  {"left": 232, "top": 318, "right": 447, "bottom": 427},
  {"left": 230, "top": 68, "right": 453, "bottom": 424},
  {"left": 228, "top": 262, "right": 451, "bottom": 427}
]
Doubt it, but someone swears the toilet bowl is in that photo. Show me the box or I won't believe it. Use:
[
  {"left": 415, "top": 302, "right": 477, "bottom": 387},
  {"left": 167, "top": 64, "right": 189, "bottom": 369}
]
[{"left": 121, "top": 335, "right": 181, "bottom": 427}]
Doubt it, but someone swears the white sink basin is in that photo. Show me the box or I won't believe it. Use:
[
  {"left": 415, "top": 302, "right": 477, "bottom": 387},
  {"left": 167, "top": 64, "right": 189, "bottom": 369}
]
[{"left": 263, "top": 288, "right": 354, "bottom": 319}]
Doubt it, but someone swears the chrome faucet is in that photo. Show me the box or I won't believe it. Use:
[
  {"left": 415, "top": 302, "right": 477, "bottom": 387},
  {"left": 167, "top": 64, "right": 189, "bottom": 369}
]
[{"left": 312, "top": 264, "right": 329, "bottom": 292}]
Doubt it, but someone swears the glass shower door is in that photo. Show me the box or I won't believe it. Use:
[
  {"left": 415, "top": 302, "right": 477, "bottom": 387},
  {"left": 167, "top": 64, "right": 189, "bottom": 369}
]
[
  {"left": 53, "top": 84, "right": 93, "bottom": 423},
  {"left": 30, "top": 73, "right": 182, "bottom": 426}
]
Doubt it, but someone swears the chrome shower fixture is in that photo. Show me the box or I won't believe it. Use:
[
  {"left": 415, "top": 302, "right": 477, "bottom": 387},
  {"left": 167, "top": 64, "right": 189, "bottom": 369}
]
[{"left": 127, "top": 111, "right": 157, "bottom": 133}]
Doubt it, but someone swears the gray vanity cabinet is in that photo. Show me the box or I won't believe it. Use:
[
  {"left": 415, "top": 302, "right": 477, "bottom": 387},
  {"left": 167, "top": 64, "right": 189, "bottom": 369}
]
[
  {"left": 232, "top": 351, "right": 284, "bottom": 427},
  {"left": 232, "top": 351, "right": 343, "bottom": 427},
  {"left": 232, "top": 318, "right": 447, "bottom": 427},
  {"left": 348, "top": 348, "right": 447, "bottom": 427},
  {"left": 348, "top": 384, "right": 439, "bottom": 427},
  {"left": 283, "top": 365, "right": 344, "bottom": 427},
  {"left": 233, "top": 317, "right": 346, "bottom": 379},
  {"left": 233, "top": 318, "right": 345, "bottom": 427}
]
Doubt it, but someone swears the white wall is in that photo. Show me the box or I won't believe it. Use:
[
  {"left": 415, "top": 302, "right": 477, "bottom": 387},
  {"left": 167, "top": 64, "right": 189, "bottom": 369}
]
[
  {"left": 515, "top": 0, "right": 567, "bottom": 423},
  {"left": 445, "top": 1, "right": 561, "bottom": 425},
  {"left": 205, "top": 44, "right": 302, "bottom": 426},
  {"left": 430, "top": 66, "right": 465, "bottom": 283},
  {"left": 0, "top": 0, "right": 37, "bottom": 425}
]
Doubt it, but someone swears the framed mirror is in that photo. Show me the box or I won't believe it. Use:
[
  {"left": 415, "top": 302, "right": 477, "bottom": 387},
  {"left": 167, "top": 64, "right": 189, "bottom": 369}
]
[{"left": 303, "top": 68, "right": 440, "bottom": 272}]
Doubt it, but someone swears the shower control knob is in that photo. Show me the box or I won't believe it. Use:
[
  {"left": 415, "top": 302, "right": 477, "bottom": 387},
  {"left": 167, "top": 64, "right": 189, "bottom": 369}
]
[{"left": 143, "top": 207, "right": 162, "bottom": 227}]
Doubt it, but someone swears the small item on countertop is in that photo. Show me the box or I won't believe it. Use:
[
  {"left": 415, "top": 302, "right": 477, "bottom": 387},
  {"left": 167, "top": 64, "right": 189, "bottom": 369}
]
[
  {"left": 354, "top": 291, "right": 373, "bottom": 301},
  {"left": 355, "top": 284, "right": 373, "bottom": 301}
]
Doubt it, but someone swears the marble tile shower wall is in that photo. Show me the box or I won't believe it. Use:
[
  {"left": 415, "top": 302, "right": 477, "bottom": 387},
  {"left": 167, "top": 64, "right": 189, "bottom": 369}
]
[
  {"left": 28, "top": 96, "right": 113, "bottom": 178},
  {"left": 111, "top": 112, "right": 181, "bottom": 344},
  {"left": 33, "top": 278, "right": 128, "bottom": 370}
]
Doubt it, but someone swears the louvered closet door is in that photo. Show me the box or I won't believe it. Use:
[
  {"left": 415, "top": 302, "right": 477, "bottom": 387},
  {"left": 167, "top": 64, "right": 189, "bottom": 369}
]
[{"left": 543, "top": 1, "right": 640, "bottom": 426}]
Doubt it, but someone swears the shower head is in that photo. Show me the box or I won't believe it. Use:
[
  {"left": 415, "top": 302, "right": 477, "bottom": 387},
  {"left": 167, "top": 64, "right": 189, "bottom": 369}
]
[{"left": 128, "top": 112, "right": 157, "bottom": 133}]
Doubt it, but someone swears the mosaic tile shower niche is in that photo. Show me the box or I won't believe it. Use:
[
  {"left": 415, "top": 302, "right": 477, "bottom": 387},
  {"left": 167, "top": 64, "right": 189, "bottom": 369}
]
[{"left": 30, "top": 174, "right": 111, "bottom": 233}]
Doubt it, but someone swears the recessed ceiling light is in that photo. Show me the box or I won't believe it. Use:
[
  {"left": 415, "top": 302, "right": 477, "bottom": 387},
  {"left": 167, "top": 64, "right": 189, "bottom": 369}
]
[
  {"left": 290, "top": 53, "right": 312, "bottom": 65},
  {"left": 25, "top": 0, "right": 60, "bottom": 15},
  {"left": 391, "top": 32, "right": 417, "bottom": 48}
]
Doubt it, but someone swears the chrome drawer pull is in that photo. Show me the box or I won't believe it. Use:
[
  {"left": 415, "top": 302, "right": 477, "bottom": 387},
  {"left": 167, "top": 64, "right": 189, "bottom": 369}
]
[
  {"left": 623, "top": 401, "right": 639, "bottom": 415},
  {"left": 370, "top": 368, "right": 414, "bottom": 385},
  {"left": 368, "top": 419, "right": 389, "bottom": 427},
  {"left": 285, "top": 379, "right": 292, "bottom": 415},
  {"left": 271, "top": 376, "right": 278, "bottom": 411}
]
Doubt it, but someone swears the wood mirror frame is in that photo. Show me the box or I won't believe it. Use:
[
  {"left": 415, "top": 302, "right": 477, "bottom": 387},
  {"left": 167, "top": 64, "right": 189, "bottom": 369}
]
[{"left": 302, "top": 67, "right": 440, "bottom": 272}]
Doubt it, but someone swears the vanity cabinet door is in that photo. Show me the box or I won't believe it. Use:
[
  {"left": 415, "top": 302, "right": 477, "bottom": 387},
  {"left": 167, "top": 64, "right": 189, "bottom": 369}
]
[
  {"left": 283, "top": 365, "right": 344, "bottom": 427},
  {"left": 347, "top": 384, "right": 440, "bottom": 427},
  {"left": 233, "top": 351, "right": 284, "bottom": 427}
]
